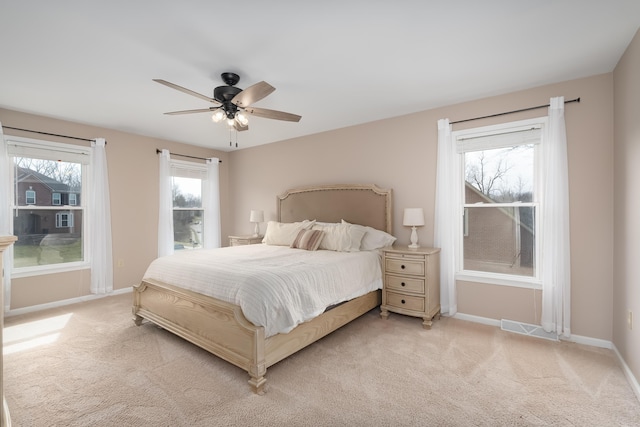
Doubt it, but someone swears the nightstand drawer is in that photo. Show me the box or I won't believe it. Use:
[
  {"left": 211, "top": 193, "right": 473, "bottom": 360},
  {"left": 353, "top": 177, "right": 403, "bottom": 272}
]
[
  {"left": 385, "top": 291, "right": 425, "bottom": 312},
  {"left": 385, "top": 258, "right": 425, "bottom": 276},
  {"left": 385, "top": 275, "right": 425, "bottom": 294}
]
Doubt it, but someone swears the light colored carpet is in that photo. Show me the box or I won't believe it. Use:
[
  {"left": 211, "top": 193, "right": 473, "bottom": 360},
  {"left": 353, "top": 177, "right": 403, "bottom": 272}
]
[{"left": 4, "top": 293, "right": 640, "bottom": 426}]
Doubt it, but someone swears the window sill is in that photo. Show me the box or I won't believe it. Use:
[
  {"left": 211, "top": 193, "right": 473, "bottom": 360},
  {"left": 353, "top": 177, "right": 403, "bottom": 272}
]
[
  {"left": 456, "top": 271, "right": 542, "bottom": 289},
  {"left": 12, "top": 262, "right": 91, "bottom": 279}
]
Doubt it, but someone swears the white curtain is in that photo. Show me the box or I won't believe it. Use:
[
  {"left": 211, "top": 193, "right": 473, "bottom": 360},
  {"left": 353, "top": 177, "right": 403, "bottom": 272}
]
[
  {"left": 203, "top": 158, "right": 221, "bottom": 249},
  {"left": 158, "top": 149, "right": 174, "bottom": 257},
  {"left": 434, "top": 118, "right": 458, "bottom": 315},
  {"left": 541, "top": 96, "right": 572, "bottom": 337},
  {"left": 0, "top": 123, "right": 14, "bottom": 309},
  {"left": 89, "top": 138, "right": 113, "bottom": 294}
]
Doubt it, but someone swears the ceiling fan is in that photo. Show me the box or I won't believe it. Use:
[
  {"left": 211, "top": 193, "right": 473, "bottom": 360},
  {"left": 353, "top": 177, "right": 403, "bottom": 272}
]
[{"left": 153, "top": 72, "right": 301, "bottom": 132}]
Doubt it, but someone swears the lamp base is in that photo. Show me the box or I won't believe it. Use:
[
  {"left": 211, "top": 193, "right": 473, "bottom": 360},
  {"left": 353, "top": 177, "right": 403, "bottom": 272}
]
[
  {"left": 252, "top": 222, "right": 260, "bottom": 237},
  {"left": 408, "top": 226, "right": 420, "bottom": 249}
]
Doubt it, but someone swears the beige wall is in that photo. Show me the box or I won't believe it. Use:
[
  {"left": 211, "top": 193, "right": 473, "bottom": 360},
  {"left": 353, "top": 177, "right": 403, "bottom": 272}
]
[
  {"left": 613, "top": 29, "right": 640, "bottom": 386},
  {"left": 228, "top": 73, "right": 615, "bottom": 341},
  {"left": 0, "top": 108, "right": 229, "bottom": 309},
  {"left": 0, "top": 65, "right": 625, "bottom": 362}
]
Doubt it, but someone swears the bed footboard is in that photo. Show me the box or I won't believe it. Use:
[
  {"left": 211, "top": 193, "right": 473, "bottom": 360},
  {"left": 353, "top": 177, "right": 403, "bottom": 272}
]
[
  {"left": 133, "top": 279, "right": 381, "bottom": 394},
  {"left": 132, "top": 279, "right": 267, "bottom": 394}
]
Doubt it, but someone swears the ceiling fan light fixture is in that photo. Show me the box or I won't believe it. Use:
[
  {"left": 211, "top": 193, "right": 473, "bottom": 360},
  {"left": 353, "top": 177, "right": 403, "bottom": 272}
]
[
  {"left": 236, "top": 111, "right": 249, "bottom": 126},
  {"left": 211, "top": 109, "right": 225, "bottom": 123},
  {"left": 226, "top": 117, "right": 235, "bottom": 127}
]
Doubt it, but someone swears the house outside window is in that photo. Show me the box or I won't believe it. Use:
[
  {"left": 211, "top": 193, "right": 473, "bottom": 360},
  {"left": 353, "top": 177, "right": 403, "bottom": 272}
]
[
  {"left": 453, "top": 118, "right": 544, "bottom": 288},
  {"left": 69, "top": 193, "right": 77, "bottom": 206},
  {"left": 6, "top": 136, "right": 89, "bottom": 274},
  {"left": 171, "top": 160, "right": 206, "bottom": 250}
]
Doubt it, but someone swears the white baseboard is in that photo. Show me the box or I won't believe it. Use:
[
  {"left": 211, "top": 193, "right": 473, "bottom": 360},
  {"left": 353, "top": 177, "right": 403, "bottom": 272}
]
[
  {"left": 613, "top": 344, "right": 640, "bottom": 402},
  {"left": 450, "top": 311, "right": 639, "bottom": 403},
  {"left": 567, "top": 333, "right": 613, "bottom": 349},
  {"left": 452, "top": 312, "right": 501, "bottom": 327},
  {"left": 6, "top": 287, "right": 132, "bottom": 317}
]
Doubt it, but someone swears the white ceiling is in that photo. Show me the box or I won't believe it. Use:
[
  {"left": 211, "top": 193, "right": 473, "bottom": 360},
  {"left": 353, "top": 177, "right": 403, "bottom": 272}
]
[{"left": 1, "top": 1, "right": 639, "bottom": 151}]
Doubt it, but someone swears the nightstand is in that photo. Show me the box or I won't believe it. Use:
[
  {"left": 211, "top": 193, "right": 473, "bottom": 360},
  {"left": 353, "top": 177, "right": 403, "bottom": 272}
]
[
  {"left": 380, "top": 246, "right": 441, "bottom": 329},
  {"left": 228, "top": 235, "right": 263, "bottom": 246}
]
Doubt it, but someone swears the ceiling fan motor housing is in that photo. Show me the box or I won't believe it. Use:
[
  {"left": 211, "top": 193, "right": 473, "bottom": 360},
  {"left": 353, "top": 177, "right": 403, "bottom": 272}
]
[
  {"left": 214, "top": 85, "right": 242, "bottom": 103},
  {"left": 214, "top": 74, "right": 242, "bottom": 118}
]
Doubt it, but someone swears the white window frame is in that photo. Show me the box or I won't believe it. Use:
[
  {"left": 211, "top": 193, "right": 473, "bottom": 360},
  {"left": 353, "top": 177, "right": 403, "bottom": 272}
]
[
  {"left": 7, "top": 136, "right": 91, "bottom": 278},
  {"left": 55, "top": 211, "right": 74, "bottom": 228},
  {"left": 25, "top": 189, "right": 36, "bottom": 205},
  {"left": 52, "top": 192, "right": 61, "bottom": 205},
  {"left": 69, "top": 193, "right": 77, "bottom": 206},
  {"left": 453, "top": 117, "right": 546, "bottom": 289}
]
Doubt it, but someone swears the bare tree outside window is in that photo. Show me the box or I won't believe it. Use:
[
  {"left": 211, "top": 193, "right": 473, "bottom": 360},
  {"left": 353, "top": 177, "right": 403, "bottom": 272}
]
[
  {"left": 465, "top": 145, "right": 533, "bottom": 202},
  {"left": 172, "top": 176, "right": 203, "bottom": 250},
  {"left": 15, "top": 158, "right": 81, "bottom": 193},
  {"left": 463, "top": 144, "right": 536, "bottom": 277}
]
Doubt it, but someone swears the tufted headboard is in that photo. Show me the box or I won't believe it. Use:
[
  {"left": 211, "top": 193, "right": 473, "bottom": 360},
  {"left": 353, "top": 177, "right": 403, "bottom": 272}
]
[{"left": 277, "top": 184, "right": 393, "bottom": 234}]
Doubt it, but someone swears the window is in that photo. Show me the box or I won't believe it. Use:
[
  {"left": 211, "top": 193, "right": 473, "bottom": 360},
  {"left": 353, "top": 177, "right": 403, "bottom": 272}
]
[
  {"left": 55, "top": 212, "right": 74, "bottom": 228},
  {"left": 7, "top": 136, "right": 89, "bottom": 273},
  {"left": 25, "top": 189, "right": 35, "bottom": 204},
  {"left": 454, "top": 118, "right": 544, "bottom": 287},
  {"left": 171, "top": 160, "right": 206, "bottom": 250},
  {"left": 69, "top": 193, "right": 77, "bottom": 206}
]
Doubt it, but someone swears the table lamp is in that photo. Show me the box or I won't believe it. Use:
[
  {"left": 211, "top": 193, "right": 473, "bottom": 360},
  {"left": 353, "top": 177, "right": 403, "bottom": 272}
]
[
  {"left": 403, "top": 208, "right": 424, "bottom": 249},
  {"left": 249, "top": 210, "right": 264, "bottom": 237}
]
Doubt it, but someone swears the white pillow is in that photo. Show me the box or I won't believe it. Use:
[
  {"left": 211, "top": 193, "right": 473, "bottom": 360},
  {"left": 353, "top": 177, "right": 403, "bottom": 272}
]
[
  {"left": 342, "top": 220, "right": 396, "bottom": 250},
  {"left": 312, "top": 222, "right": 365, "bottom": 252},
  {"left": 262, "top": 220, "right": 316, "bottom": 246}
]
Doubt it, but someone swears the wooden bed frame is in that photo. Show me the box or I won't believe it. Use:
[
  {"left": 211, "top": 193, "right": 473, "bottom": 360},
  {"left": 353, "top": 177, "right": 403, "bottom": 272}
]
[{"left": 132, "top": 184, "right": 393, "bottom": 394}]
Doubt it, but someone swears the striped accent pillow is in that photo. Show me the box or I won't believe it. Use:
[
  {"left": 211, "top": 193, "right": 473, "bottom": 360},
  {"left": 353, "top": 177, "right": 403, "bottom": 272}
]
[{"left": 290, "top": 229, "right": 324, "bottom": 251}]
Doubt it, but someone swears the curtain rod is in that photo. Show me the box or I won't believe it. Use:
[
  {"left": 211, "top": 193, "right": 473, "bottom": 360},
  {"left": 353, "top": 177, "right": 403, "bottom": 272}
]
[
  {"left": 450, "top": 97, "right": 580, "bottom": 125},
  {"left": 2, "top": 125, "right": 101, "bottom": 143},
  {"left": 155, "top": 149, "right": 222, "bottom": 163}
]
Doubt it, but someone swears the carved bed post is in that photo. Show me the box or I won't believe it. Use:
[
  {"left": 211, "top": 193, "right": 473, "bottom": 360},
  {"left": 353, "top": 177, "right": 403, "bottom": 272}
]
[{"left": 248, "top": 316, "right": 267, "bottom": 394}]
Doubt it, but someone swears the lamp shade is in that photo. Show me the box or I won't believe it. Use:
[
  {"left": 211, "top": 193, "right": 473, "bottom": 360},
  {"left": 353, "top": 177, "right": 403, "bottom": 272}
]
[
  {"left": 249, "top": 210, "right": 264, "bottom": 223},
  {"left": 403, "top": 208, "right": 425, "bottom": 226}
]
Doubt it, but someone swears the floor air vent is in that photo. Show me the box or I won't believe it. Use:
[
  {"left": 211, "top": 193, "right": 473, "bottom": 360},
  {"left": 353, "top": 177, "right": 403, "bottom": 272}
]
[{"left": 500, "top": 319, "right": 559, "bottom": 341}]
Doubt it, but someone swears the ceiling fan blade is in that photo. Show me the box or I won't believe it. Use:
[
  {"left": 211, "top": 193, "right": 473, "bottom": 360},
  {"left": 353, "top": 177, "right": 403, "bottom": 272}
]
[
  {"left": 231, "top": 81, "right": 275, "bottom": 107},
  {"left": 244, "top": 106, "right": 301, "bottom": 122},
  {"left": 164, "top": 107, "right": 217, "bottom": 115},
  {"left": 233, "top": 121, "right": 249, "bottom": 132},
  {"left": 153, "top": 79, "right": 220, "bottom": 104}
]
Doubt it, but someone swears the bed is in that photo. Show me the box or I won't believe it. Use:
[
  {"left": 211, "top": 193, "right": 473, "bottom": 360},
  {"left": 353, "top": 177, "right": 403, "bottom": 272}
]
[{"left": 132, "top": 183, "right": 393, "bottom": 394}]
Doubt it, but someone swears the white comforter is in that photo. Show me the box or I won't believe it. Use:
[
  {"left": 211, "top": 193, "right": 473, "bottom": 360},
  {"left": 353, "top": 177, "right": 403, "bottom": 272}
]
[{"left": 142, "top": 244, "right": 383, "bottom": 337}]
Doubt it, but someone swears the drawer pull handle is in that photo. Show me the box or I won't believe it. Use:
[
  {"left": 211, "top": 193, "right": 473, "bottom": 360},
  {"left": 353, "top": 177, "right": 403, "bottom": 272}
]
[
  {"left": 401, "top": 299, "right": 406, "bottom": 304},
  {"left": 401, "top": 265, "right": 406, "bottom": 269},
  {"left": 401, "top": 282, "right": 406, "bottom": 287}
]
